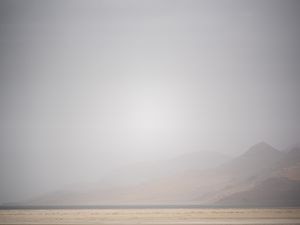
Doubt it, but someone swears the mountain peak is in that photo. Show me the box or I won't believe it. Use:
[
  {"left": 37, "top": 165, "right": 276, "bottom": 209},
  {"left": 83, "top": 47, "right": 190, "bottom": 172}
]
[
  {"left": 252, "top": 141, "right": 272, "bottom": 149},
  {"left": 245, "top": 142, "right": 280, "bottom": 156},
  {"left": 223, "top": 142, "right": 283, "bottom": 176}
]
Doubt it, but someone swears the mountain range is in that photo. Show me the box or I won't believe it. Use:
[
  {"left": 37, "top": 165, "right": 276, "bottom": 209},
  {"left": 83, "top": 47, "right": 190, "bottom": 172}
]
[{"left": 21, "top": 142, "right": 300, "bottom": 207}]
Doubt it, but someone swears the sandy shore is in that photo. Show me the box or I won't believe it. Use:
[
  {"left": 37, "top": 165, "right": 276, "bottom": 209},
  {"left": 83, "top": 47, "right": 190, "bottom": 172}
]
[{"left": 1, "top": 208, "right": 300, "bottom": 224}]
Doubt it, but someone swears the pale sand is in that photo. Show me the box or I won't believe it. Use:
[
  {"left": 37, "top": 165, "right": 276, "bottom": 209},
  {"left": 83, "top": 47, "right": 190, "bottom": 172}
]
[{"left": 0, "top": 208, "right": 300, "bottom": 225}]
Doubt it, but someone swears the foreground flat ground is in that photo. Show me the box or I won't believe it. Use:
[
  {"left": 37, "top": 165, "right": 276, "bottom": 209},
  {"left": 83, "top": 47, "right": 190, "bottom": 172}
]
[{"left": 0, "top": 208, "right": 300, "bottom": 225}]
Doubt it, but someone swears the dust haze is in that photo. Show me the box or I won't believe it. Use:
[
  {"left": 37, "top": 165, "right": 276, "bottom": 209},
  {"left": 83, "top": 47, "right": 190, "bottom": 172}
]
[{"left": 0, "top": 0, "right": 300, "bottom": 204}]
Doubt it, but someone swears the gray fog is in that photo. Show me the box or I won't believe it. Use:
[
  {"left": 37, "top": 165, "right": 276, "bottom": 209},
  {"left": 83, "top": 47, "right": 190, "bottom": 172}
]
[{"left": 0, "top": 0, "right": 300, "bottom": 204}]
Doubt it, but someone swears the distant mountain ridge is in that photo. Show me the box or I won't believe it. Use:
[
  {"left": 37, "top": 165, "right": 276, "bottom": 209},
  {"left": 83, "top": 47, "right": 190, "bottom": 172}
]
[
  {"left": 20, "top": 142, "right": 300, "bottom": 207},
  {"left": 218, "top": 177, "right": 300, "bottom": 207},
  {"left": 215, "top": 145, "right": 300, "bottom": 206}
]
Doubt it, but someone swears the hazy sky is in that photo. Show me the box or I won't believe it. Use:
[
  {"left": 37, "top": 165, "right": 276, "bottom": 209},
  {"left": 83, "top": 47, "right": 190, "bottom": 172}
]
[{"left": 0, "top": 0, "right": 300, "bottom": 203}]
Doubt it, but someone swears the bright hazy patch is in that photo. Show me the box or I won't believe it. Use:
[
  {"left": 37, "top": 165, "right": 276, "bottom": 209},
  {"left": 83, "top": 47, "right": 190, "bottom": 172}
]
[{"left": 0, "top": 0, "right": 300, "bottom": 203}]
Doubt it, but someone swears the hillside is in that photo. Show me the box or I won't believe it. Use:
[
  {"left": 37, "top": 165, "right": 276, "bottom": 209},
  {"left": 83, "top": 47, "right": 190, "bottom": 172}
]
[
  {"left": 22, "top": 142, "right": 300, "bottom": 206},
  {"left": 25, "top": 150, "right": 230, "bottom": 205},
  {"left": 216, "top": 147, "right": 300, "bottom": 206},
  {"left": 218, "top": 177, "right": 300, "bottom": 207}
]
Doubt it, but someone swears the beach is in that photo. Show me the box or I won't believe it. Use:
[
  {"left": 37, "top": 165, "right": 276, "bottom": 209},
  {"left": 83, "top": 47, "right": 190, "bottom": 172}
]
[{"left": 1, "top": 208, "right": 300, "bottom": 225}]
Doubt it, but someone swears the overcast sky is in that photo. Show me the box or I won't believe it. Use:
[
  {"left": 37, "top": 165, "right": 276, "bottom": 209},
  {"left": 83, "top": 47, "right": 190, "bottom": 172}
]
[{"left": 0, "top": 0, "right": 300, "bottom": 204}]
